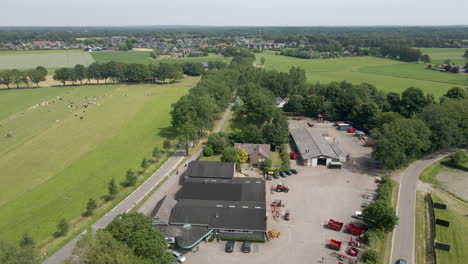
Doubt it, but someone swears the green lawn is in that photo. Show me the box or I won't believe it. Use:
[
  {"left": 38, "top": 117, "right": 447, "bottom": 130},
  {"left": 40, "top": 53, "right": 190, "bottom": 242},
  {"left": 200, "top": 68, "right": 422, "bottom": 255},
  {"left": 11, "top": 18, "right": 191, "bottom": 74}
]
[
  {"left": 269, "top": 152, "right": 282, "bottom": 169},
  {"left": 415, "top": 191, "right": 431, "bottom": 264},
  {"left": 432, "top": 194, "right": 468, "bottom": 264},
  {"left": 92, "top": 51, "right": 230, "bottom": 65},
  {"left": 0, "top": 52, "right": 95, "bottom": 69},
  {"left": 0, "top": 77, "right": 198, "bottom": 246},
  {"left": 257, "top": 53, "right": 466, "bottom": 97},
  {"left": 419, "top": 48, "right": 468, "bottom": 65}
]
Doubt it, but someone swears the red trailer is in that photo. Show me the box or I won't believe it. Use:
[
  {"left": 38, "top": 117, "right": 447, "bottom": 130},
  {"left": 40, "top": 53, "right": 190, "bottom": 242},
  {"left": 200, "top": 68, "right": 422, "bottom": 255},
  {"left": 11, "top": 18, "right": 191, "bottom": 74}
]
[
  {"left": 328, "top": 239, "right": 342, "bottom": 251},
  {"left": 347, "top": 223, "right": 364, "bottom": 236},
  {"left": 346, "top": 128, "right": 356, "bottom": 133},
  {"left": 289, "top": 152, "right": 298, "bottom": 160},
  {"left": 347, "top": 247, "right": 360, "bottom": 257},
  {"left": 327, "top": 219, "right": 344, "bottom": 231}
]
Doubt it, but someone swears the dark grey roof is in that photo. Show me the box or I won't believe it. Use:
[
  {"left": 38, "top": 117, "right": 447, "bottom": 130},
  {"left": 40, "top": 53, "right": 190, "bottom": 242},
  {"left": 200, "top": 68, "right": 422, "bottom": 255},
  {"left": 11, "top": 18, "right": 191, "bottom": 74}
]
[
  {"left": 290, "top": 127, "right": 339, "bottom": 160},
  {"left": 177, "top": 178, "right": 265, "bottom": 203},
  {"left": 185, "top": 161, "right": 235, "bottom": 179},
  {"left": 170, "top": 200, "right": 266, "bottom": 231}
]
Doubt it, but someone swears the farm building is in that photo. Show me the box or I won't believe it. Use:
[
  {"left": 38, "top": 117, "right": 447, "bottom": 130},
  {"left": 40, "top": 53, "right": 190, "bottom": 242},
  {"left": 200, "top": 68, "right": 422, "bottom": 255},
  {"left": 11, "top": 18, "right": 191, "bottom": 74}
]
[
  {"left": 290, "top": 127, "right": 342, "bottom": 166},
  {"left": 234, "top": 143, "right": 271, "bottom": 168},
  {"left": 183, "top": 160, "right": 235, "bottom": 181},
  {"left": 154, "top": 161, "right": 267, "bottom": 248}
]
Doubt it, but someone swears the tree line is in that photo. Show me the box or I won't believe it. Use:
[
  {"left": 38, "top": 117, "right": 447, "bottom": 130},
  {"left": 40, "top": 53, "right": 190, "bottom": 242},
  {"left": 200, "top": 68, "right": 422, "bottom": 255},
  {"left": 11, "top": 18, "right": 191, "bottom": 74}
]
[
  {"left": 0, "top": 66, "right": 47, "bottom": 88},
  {"left": 52, "top": 61, "right": 226, "bottom": 86}
]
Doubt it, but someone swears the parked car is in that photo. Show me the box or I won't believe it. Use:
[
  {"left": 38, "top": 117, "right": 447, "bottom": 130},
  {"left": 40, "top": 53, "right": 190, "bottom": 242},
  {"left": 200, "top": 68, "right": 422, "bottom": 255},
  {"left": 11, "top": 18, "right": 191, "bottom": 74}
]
[
  {"left": 241, "top": 240, "right": 252, "bottom": 253},
  {"left": 172, "top": 251, "right": 186, "bottom": 263},
  {"left": 273, "top": 171, "right": 280, "bottom": 179},
  {"left": 395, "top": 259, "right": 407, "bottom": 264},
  {"left": 265, "top": 175, "right": 272, "bottom": 181},
  {"left": 327, "top": 162, "right": 342, "bottom": 169},
  {"left": 280, "top": 171, "right": 287, "bottom": 178},
  {"left": 225, "top": 240, "right": 235, "bottom": 253},
  {"left": 290, "top": 169, "right": 298, "bottom": 174},
  {"left": 352, "top": 211, "right": 364, "bottom": 220},
  {"left": 284, "top": 170, "right": 292, "bottom": 176}
]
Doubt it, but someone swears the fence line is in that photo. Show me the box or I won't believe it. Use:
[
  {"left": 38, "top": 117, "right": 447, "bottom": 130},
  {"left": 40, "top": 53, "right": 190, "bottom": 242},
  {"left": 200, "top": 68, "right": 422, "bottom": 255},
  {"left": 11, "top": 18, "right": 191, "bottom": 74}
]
[{"left": 426, "top": 193, "right": 437, "bottom": 264}]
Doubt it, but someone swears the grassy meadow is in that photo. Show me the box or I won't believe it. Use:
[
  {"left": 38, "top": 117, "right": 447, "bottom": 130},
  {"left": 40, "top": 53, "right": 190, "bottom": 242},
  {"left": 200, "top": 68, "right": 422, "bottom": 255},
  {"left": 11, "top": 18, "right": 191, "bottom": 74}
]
[
  {"left": 92, "top": 51, "right": 230, "bottom": 65},
  {"left": 0, "top": 77, "right": 198, "bottom": 246},
  {"left": 0, "top": 51, "right": 95, "bottom": 69},
  {"left": 432, "top": 193, "right": 468, "bottom": 264},
  {"left": 419, "top": 48, "right": 468, "bottom": 65},
  {"left": 257, "top": 52, "right": 467, "bottom": 97}
]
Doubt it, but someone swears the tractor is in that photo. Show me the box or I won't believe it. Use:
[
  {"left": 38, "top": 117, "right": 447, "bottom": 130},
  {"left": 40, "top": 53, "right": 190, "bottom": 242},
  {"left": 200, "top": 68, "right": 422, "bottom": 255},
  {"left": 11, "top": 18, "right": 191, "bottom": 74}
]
[{"left": 275, "top": 183, "right": 289, "bottom": 193}]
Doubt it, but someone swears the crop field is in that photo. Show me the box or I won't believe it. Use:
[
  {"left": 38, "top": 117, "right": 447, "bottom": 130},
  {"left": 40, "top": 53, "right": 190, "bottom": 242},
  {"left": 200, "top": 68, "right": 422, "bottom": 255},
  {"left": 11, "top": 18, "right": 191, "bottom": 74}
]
[
  {"left": 419, "top": 48, "right": 468, "bottom": 65},
  {"left": 0, "top": 49, "right": 82, "bottom": 55},
  {"left": 257, "top": 53, "right": 467, "bottom": 97},
  {"left": 91, "top": 50, "right": 230, "bottom": 64},
  {"left": 0, "top": 77, "right": 197, "bottom": 244},
  {"left": 0, "top": 51, "right": 95, "bottom": 69}
]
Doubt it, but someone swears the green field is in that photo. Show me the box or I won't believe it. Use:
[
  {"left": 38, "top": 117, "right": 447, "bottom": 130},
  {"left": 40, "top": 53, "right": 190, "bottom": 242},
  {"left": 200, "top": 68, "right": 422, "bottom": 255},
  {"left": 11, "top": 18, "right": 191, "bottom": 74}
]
[
  {"left": 432, "top": 194, "right": 468, "bottom": 264},
  {"left": 0, "top": 49, "right": 83, "bottom": 55},
  {"left": 0, "top": 51, "right": 95, "bottom": 69},
  {"left": 257, "top": 53, "right": 467, "bottom": 97},
  {"left": 419, "top": 48, "right": 468, "bottom": 65},
  {"left": 92, "top": 51, "right": 230, "bottom": 65},
  {"left": 0, "top": 77, "right": 197, "bottom": 244}
]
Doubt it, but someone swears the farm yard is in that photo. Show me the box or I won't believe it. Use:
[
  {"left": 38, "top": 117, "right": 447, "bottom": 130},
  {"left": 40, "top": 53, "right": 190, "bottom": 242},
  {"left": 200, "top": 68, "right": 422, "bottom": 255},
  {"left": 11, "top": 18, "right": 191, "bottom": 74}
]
[
  {"left": 0, "top": 51, "right": 95, "bottom": 69},
  {"left": 0, "top": 77, "right": 198, "bottom": 248},
  {"left": 257, "top": 52, "right": 467, "bottom": 97}
]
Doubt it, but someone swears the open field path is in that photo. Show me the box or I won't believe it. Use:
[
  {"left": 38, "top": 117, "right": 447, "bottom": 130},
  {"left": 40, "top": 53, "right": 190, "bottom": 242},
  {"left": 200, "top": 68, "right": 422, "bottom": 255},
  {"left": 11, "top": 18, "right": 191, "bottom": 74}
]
[
  {"left": 43, "top": 103, "right": 233, "bottom": 264},
  {"left": 391, "top": 149, "right": 456, "bottom": 264}
]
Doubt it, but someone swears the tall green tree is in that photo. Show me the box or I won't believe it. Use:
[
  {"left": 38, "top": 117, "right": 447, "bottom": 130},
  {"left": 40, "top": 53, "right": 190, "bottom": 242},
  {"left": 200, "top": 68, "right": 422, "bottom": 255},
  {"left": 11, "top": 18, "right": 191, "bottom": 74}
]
[
  {"left": 27, "top": 68, "right": 47, "bottom": 87},
  {"left": 54, "top": 67, "right": 71, "bottom": 86},
  {"left": 0, "top": 70, "right": 13, "bottom": 88},
  {"left": 106, "top": 213, "right": 173, "bottom": 264},
  {"left": 0, "top": 240, "right": 35, "bottom": 264},
  {"left": 363, "top": 199, "right": 398, "bottom": 232},
  {"left": 400, "top": 87, "right": 430, "bottom": 117},
  {"left": 444, "top": 87, "right": 466, "bottom": 99},
  {"left": 221, "top": 146, "right": 237, "bottom": 163},
  {"left": 177, "top": 122, "right": 198, "bottom": 155},
  {"left": 87, "top": 62, "right": 103, "bottom": 84},
  {"left": 108, "top": 178, "right": 118, "bottom": 199},
  {"left": 74, "top": 64, "right": 87, "bottom": 85},
  {"left": 83, "top": 198, "right": 98, "bottom": 217},
  {"left": 124, "top": 170, "right": 137, "bottom": 186}
]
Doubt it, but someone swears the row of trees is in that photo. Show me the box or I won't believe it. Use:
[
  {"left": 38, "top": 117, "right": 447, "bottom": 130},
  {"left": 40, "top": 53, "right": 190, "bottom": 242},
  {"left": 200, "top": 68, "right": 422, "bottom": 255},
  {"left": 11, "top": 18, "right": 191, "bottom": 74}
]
[
  {"left": 53, "top": 60, "right": 229, "bottom": 86},
  {"left": 0, "top": 66, "right": 48, "bottom": 88},
  {"left": 379, "top": 45, "right": 423, "bottom": 62}
]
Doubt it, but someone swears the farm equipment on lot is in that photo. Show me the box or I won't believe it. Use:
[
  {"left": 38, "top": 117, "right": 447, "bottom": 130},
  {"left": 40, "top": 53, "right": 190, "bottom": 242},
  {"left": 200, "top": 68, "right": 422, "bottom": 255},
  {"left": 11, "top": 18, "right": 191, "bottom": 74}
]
[
  {"left": 307, "top": 122, "right": 314, "bottom": 127},
  {"left": 347, "top": 223, "right": 364, "bottom": 236},
  {"left": 331, "top": 252, "right": 357, "bottom": 264},
  {"left": 284, "top": 210, "right": 290, "bottom": 221},
  {"left": 346, "top": 128, "right": 356, "bottom": 133},
  {"left": 327, "top": 219, "right": 344, "bottom": 231},
  {"left": 289, "top": 152, "right": 298, "bottom": 159},
  {"left": 275, "top": 183, "right": 289, "bottom": 193},
  {"left": 347, "top": 247, "right": 360, "bottom": 257},
  {"left": 349, "top": 236, "right": 361, "bottom": 248},
  {"left": 328, "top": 239, "right": 342, "bottom": 251},
  {"left": 267, "top": 229, "right": 280, "bottom": 240}
]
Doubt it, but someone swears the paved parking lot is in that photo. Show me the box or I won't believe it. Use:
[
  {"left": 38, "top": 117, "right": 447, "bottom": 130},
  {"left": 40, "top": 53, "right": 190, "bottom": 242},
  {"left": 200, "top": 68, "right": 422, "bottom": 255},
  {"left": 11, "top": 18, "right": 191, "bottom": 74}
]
[{"left": 183, "top": 121, "right": 381, "bottom": 264}]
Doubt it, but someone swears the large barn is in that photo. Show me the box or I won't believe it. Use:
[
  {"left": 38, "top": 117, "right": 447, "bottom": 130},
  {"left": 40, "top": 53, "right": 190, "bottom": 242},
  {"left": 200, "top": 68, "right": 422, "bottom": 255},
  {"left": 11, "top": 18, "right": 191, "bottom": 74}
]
[{"left": 290, "top": 127, "right": 341, "bottom": 166}]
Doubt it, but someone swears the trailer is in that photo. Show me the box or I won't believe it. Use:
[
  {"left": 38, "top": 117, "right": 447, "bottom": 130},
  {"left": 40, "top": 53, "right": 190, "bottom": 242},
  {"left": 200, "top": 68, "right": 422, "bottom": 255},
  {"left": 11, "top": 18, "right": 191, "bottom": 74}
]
[
  {"left": 347, "top": 223, "right": 364, "bottom": 236},
  {"left": 337, "top": 123, "right": 352, "bottom": 130},
  {"left": 347, "top": 247, "right": 360, "bottom": 257},
  {"left": 328, "top": 239, "right": 342, "bottom": 251},
  {"left": 327, "top": 219, "right": 344, "bottom": 231}
]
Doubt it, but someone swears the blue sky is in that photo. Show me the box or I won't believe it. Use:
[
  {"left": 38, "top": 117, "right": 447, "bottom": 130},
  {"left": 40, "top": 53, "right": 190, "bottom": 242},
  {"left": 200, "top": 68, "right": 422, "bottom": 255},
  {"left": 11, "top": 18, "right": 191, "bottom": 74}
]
[{"left": 2, "top": 0, "right": 467, "bottom": 26}]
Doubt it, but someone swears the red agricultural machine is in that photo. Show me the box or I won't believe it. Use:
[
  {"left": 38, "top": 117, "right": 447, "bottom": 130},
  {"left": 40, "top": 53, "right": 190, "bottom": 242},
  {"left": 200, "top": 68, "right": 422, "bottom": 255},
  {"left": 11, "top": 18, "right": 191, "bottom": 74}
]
[
  {"left": 347, "top": 223, "right": 364, "bottom": 236},
  {"left": 275, "top": 183, "right": 289, "bottom": 193},
  {"left": 327, "top": 219, "right": 344, "bottom": 231},
  {"left": 346, "top": 128, "right": 356, "bottom": 133},
  {"left": 347, "top": 247, "right": 360, "bottom": 257},
  {"left": 328, "top": 239, "right": 342, "bottom": 251},
  {"left": 289, "top": 152, "right": 298, "bottom": 159}
]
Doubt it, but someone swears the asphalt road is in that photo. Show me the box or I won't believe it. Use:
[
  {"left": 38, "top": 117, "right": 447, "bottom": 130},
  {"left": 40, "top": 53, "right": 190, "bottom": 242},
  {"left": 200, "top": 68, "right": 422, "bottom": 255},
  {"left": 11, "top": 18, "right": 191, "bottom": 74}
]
[
  {"left": 390, "top": 150, "right": 453, "bottom": 264},
  {"left": 43, "top": 104, "right": 233, "bottom": 264}
]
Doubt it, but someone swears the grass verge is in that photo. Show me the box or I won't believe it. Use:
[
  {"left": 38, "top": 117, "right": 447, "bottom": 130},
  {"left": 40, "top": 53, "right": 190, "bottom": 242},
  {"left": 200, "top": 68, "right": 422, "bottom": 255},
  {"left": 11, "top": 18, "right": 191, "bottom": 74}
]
[{"left": 415, "top": 191, "right": 432, "bottom": 264}]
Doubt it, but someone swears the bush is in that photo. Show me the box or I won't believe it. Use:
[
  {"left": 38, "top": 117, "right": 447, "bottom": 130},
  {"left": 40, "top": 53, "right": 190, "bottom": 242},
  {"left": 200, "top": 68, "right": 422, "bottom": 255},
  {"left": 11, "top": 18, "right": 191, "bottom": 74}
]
[
  {"left": 362, "top": 249, "right": 378, "bottom": 264},
  {"left": 219, "top": 236, "right": 265, "bottom": 243},
  {"left": 362, "top": 228, "right": 384, "bottom": 247},
  {"left": 280, "top": 144, "right": 291, "bottom": 170},
  {"left": 203, "top": 146, "right": 214, "bottom": 157}
]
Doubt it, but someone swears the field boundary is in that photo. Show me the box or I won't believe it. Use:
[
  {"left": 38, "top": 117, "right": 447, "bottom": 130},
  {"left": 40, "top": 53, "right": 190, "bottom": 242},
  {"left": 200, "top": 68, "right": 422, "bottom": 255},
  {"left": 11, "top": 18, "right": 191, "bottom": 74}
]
[{"left": 358, "top": 68, "right": 468, "bottom": 86}]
